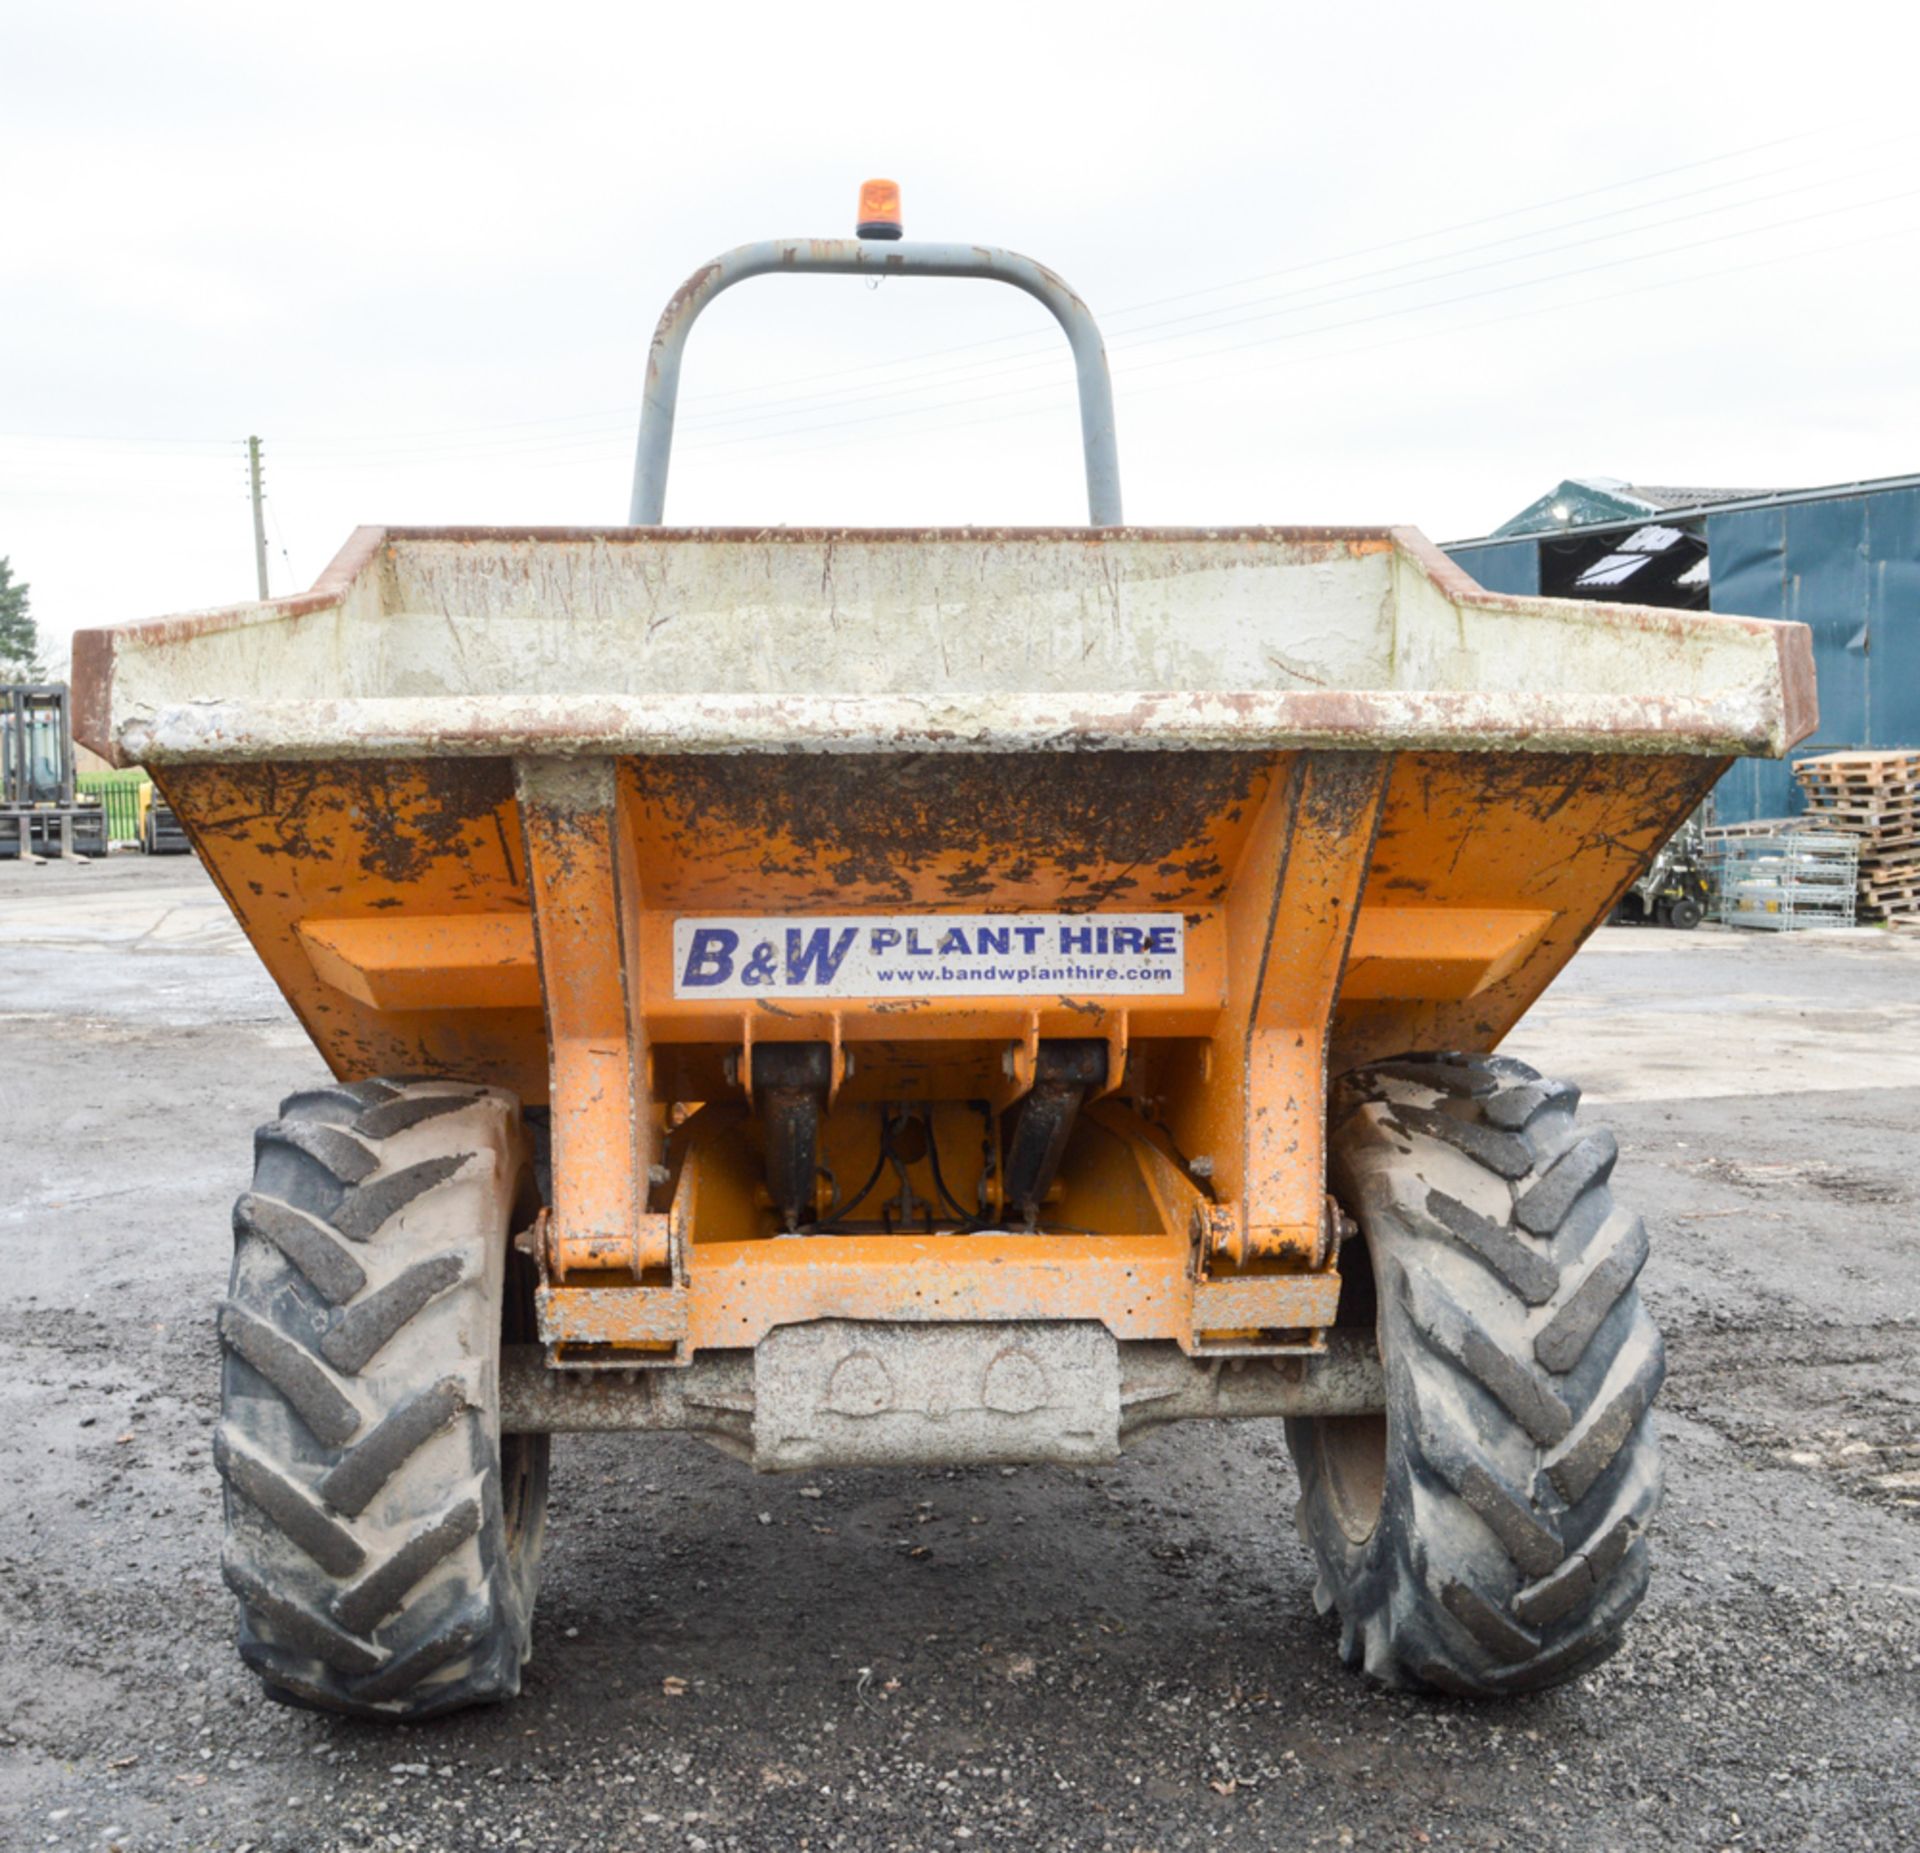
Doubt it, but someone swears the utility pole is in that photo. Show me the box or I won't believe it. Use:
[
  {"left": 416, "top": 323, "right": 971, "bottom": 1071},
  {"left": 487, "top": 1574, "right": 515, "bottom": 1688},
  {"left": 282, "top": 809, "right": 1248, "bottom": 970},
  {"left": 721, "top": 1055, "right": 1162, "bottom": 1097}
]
[{"left": 247, "top": 435, "right": 269, "bottom": 599}]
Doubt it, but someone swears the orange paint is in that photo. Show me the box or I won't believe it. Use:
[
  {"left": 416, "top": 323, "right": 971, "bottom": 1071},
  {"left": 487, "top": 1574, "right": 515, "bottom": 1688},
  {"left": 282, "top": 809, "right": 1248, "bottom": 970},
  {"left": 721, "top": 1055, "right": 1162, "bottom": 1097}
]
[
  {"left": 157, "top": 743, "right": 1723, "bottom": 1362},
  {"left": 539, "top": 1233, "right": 1340, "bottom": 1355}
]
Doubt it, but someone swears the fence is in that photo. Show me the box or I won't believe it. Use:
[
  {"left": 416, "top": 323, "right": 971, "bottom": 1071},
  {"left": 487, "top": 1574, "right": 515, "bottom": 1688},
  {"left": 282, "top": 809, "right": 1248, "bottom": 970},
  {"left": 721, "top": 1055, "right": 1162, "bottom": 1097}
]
[{"left": 76, "top": 771, "right": 150, "bottom": 845}]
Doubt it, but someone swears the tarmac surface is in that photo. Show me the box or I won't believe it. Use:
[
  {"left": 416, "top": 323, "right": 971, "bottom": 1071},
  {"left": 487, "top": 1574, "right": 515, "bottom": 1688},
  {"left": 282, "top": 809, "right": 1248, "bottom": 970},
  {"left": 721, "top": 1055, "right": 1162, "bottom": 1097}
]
[{"left": 1, "top": 857, "right": 1916, "bottom": 1852}]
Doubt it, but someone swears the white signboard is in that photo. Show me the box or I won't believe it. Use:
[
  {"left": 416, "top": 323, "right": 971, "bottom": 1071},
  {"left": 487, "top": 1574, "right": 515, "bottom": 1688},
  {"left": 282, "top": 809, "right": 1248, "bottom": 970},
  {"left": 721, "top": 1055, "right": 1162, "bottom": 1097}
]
[{"left": 671, "top": 913, "right": 1185, "bottom": 1000}]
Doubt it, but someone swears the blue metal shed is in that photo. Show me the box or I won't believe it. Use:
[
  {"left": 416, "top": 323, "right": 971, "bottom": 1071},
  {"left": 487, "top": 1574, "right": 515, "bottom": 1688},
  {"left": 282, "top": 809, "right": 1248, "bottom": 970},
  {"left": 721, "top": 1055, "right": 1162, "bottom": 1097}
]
[{"left": 1445, "top": 474, "right": 1920, "bottom": 823}]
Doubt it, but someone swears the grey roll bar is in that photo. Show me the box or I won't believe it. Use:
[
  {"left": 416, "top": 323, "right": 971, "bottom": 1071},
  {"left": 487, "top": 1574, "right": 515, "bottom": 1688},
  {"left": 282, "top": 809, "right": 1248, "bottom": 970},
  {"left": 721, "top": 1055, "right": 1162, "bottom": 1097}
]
[{"left": 629, "top": 239, "right": 1123, "bottom": 526}]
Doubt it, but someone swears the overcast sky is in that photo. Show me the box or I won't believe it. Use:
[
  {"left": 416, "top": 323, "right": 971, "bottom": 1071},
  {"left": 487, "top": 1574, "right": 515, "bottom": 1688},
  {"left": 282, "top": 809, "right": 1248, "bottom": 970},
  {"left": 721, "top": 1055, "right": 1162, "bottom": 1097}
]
[{"left": 5, "top": 1, "right": 1920, "bottom": 668}]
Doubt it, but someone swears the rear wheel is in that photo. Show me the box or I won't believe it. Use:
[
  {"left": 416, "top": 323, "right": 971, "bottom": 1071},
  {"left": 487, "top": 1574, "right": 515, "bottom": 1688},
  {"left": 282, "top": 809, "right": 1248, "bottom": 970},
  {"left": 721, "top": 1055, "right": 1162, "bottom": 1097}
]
[
  {"left": 1287, "top": 1053, "right": 1663, "bottom": 1695},
  {"left": 217, "top": 1077, "right": 549, "bottom": 1720}
]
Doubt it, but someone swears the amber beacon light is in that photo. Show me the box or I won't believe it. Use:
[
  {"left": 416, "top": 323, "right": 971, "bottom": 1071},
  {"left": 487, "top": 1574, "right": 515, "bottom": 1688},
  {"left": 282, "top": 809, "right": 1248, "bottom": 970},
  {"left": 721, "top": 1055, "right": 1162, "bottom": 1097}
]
[{"left": 856, "top": 177, "right": 903, "bottom": 240}]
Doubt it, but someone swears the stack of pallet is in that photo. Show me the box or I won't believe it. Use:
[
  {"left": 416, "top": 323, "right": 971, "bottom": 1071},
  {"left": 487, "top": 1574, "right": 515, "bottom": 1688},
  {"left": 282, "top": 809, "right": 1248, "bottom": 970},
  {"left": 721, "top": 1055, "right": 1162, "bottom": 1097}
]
[{"left": 1792, "top": 749, "right": 1920, "bottom": 924}]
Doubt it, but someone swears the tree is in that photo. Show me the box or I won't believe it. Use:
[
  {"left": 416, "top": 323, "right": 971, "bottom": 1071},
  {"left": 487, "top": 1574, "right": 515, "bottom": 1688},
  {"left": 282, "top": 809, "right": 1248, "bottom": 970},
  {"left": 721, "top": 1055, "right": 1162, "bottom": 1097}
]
[{"left": 0, "top": 557, "right": 43, "bottom": 684}]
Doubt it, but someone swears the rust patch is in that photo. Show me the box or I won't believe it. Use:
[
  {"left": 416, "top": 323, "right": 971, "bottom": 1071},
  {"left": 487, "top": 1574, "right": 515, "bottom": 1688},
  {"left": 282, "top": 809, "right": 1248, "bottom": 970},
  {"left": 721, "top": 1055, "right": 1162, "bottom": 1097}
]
[
  {"left": 630, "top": 751, "right": 1275, "bottom": 909},
  {"left": 67, "top": 628, "right": 117, "bottom": 765},
  {"left": 155, "top": 757, "right": 544, "bottom": 1100},
  {"left": 1777, "top": 622, "right": 1819, "bottom": 748},
  {"left": 181, "top": 758, "right": 516, "bottom": 886},
  {"left": 1332, "top": 750, "right": 1727, "bottom": 1074},
  {"left": 1300, "top": 751, "right": 1394, "bottom": 839}
]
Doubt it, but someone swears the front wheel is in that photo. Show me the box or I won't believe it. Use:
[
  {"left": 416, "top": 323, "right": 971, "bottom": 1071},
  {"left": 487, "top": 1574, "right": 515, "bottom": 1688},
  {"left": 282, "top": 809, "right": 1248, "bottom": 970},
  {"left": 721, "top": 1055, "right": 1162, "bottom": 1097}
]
[
  {"left": 217, "top": 1078, "right": 549, "bottom": 1720},
  {"left": 1286, "top": 1054, "right": 1664, "bottom": 1696}
]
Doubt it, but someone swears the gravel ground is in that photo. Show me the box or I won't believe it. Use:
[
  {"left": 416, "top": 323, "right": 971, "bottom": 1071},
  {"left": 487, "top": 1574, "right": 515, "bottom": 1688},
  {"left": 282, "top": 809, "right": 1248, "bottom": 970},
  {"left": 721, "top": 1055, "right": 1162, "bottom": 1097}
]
[{"left": 1, "top": 859, "right": 1916, "bottom": 1853}]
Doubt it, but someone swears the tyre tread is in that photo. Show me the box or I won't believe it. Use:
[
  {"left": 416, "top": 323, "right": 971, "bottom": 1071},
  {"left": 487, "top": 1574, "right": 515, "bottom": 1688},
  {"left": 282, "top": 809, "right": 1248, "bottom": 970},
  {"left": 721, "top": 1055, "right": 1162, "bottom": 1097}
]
[
  {"left": 219, "top": 1080, "right": 544, "bottom": 1721},
  {"left": 318, "top": 1254, "right": 465, "bottom": 1373},
  {"left": 234, "top": 1193, "right": 367, "bottom": 1304},
  {"left": 1289, "top": 1053, "right": 1665, "bottom": 1697},
  {"left": 329, "top": 1154, "right": 471, "bottom": 1240},
  {"left": 315, "top": 1379, "right": 469, "bottom": 1518}
]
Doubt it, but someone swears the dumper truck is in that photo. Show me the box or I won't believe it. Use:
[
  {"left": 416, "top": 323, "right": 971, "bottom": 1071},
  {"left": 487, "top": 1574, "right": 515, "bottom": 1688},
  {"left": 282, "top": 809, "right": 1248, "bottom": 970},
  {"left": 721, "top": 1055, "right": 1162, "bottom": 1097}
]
[{"left": 72, "top": 188, "right": 1816, "bottom": 1720}]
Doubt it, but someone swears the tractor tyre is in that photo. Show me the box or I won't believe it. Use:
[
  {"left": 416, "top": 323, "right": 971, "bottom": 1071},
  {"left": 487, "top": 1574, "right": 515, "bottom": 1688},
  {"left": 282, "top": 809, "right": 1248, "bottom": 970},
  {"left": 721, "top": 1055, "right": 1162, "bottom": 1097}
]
[
  {"left": 216, "top": 1078, "right": 549, "bottom": 1720},
  {"left": 1286, "top": 1053, "right": 1663, "bottom": 1696},
  {"left": 1668, "top": 895, "right": 1704, "bottom": 930}
]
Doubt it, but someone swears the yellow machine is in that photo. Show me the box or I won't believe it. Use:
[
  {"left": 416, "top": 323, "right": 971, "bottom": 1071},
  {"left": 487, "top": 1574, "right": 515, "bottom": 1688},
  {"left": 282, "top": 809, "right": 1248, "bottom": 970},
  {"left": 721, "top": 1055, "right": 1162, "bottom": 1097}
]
[{"left": 75, "top": 189, "right": 1814, "bottom": 1719}]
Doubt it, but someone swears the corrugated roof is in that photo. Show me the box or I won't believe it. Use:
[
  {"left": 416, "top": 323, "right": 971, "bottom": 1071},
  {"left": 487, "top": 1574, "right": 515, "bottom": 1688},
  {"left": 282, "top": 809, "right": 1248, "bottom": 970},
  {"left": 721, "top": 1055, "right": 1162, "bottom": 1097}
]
[
  {"left": 1573, "top": 553, "right": 1652, "bottom": 588},
  {"left": 1570, "top": 523, "right": 1706, "bottom": 594},
  {"left": 1617, "top": 525, "right": 1688, "bottom": 554},
  {"left": 1623, "top": 484, "right": 1777, "bottom": 510},
  {"left": 1453, "top": 469, "right": 1920, "bottom": 547}
]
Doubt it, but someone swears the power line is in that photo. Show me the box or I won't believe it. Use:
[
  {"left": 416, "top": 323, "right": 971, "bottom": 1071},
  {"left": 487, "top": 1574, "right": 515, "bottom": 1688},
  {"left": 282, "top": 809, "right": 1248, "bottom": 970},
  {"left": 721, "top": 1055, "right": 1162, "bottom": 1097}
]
[
  {"left": 265, "top": 176, "right": 1913, "bottom": 487},
  {"left": 270, "top": 134, "right": 1870, "bottom": 461},
  {"left": 270, "top": 145, "right": 1912, "bottom": 468},
  {"left": 112, "top": 127, "right": 1878, "bottom": 465},
  {"left": 0, "top": 430, "right": 239, "bottom": 452},
  {"left": 699, "top": 215, "right": 1920, "bottom": 473},
  {"left": 667, "top": 153, "right": 1902, "bottom": 441},
  {"left": 257, "top": 157, "right": 1916, "bottom": 488},
  {"left": 181, "top": 187, "right": 1914, "bottom": 502},
  {"left": 668, "top": 181, "right": 1920, "bottom": 458},
  {"left": 0, "top": 125, "right": 1903, "bottom": 474},
  {"left": 264, "top": 491, "right": 299, "bottom": 590},
  {"left": 260, "top": 158, "right": 1903, "bottom": 474},
  {"left": 637, "top": 124, "right": 1842, "bottom": 412}
]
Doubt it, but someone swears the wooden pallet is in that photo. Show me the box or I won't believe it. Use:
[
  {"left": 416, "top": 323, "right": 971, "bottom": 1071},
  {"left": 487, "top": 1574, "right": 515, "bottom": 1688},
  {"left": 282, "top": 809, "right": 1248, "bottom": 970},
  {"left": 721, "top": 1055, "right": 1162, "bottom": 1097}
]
[
  {"left": 1788, "top": 750, "right": 1920, "bottom": 923},
  {"left": 1795, "top": 747, "right": 1920, "bottom": 783},
  {"left": 1797, "top": 776, "right": 1920, "bottom": 800},
  {"left": 1860, "top": 864, "right": 1920, "bottom": 895},
  {"left": 1796, "top": 776, "right": 1920, "bottom": 800},
  {"left": 1794, "top": 781, "right": 1918, "bottom": 808},
  {"left": 1796, "top": 800, "right": 1920, "bottom": 831},
  {"left": 1797, "top": 764, "right": 1920, "bottom": 783},
  {"left": 1796, "top": 791, "right": 1917, "bottom": 813},
  {"left": 1798, "top": 787, "right": 1918, "bottom": 811},
  {"left": 1793, "top": 812, "right": 1920, "bottom": 843},
  {"left": 1704, "top": 817, "right": 1803, "bottom": 841},
  {"left": 1858, "top": 872, "right": 1920, "bottom": 923}
]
